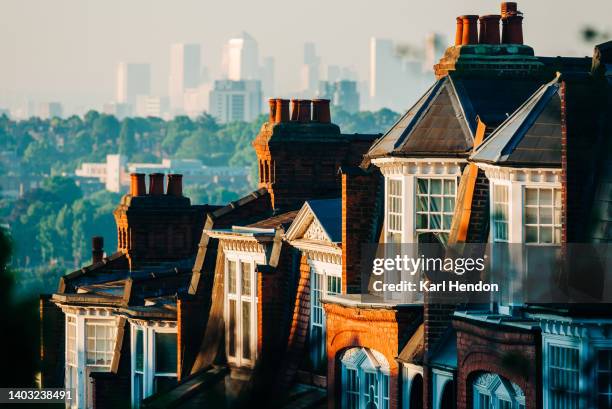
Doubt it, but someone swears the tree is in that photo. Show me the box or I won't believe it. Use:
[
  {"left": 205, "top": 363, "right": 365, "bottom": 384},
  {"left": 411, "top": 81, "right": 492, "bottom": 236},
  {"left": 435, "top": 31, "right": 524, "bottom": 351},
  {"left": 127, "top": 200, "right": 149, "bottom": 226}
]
[{"left": 118, "top": 118, "right": 137, "bottom": 157}]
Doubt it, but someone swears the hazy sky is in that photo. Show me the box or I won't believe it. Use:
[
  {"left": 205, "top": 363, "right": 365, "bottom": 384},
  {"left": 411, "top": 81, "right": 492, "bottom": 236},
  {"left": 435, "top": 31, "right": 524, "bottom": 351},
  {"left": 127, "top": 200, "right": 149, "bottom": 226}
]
[{"left": 1, "top": 0, "right": 610, "bottom": 113}]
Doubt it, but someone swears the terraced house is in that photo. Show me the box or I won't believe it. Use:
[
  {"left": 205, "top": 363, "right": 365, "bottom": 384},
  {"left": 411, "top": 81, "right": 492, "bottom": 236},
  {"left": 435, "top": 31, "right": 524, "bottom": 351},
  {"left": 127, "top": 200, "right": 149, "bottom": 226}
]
[{"left": 39, "top": 2, "right": 612, "bottom": 409}]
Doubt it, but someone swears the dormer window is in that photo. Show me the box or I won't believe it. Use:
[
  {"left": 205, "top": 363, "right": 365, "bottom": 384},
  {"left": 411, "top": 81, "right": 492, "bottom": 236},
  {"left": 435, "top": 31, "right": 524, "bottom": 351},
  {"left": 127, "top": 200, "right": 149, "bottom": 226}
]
[
  {"left": 416, "top": 177, "right": 456, "bottom": 240},
  {"left": 523, "top": 187, "right": 561, "bottom": 244}
]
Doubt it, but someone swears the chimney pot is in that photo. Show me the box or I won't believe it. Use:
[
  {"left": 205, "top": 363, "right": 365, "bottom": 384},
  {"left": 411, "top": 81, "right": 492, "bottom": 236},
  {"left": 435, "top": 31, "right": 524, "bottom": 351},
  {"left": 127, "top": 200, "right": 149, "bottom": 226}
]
[
  {"left": 461, "top": 15, "right": 479, "bottom": 45},
  {"left": 130, "top": 173, "right": 146, "bottom": 197},
  {"left": 149, "top": 173, "right": 165, "bottom": 195},
  {"left": 275, "top": 99, "right": 289, "bottom": 123},
  {"left": 312, "top": 99, "right": 331, "bottom": 123},
  {"left": 290, "top": 99, "right": 300, "bottom": 121},
  {"left": 92, "top": 236, "right": 104, "bottom": 264},
  {"left": 268, "top": 98, "right": 277, "bottom": 123},
  {"left": 501, "top": 2, "right": 518, "bottom": 17},
  {"left": 502, "top": 14, "right": 524, "bottom": 45},
  {"left": 166, "top": 174, "right": 183, "bottom": 197},
  {"left": 455, "top": 17, "right": 464, "bottom": 46},
  {"left": 298, "top": 100, "right": 312, "bottom": 122},
  {"left": 479, "top": 15, "right": 501, "bottom": 45}
]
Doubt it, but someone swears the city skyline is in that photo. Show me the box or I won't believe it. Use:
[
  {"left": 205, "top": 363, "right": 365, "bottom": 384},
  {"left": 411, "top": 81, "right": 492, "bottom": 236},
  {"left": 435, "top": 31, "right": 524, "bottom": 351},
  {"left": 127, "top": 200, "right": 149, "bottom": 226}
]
[{"left": 1, "top": 0, "right": 610, "bottom": 116}]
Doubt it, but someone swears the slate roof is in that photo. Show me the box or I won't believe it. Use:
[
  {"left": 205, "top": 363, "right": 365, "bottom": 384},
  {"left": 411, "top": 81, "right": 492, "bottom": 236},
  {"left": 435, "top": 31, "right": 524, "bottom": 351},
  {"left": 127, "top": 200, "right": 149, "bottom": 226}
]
[
  {"left": 470, "top": 76, "right": 562, "bottom": 168},
  {"left": 306, "top": 199, "right": 342, "bottom": 243},
  {"left": 367, "top": 74, "right": 545, "bottom": 159}
]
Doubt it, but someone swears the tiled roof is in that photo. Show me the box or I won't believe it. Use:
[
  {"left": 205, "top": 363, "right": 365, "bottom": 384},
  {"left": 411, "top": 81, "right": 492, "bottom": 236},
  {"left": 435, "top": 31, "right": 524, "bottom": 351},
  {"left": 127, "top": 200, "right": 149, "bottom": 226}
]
[
  {"left": 367, "top": 75, "right": 545, "bottom": 159},
  {"left": 248, "top": 210, "right": 300, "bottom": 230},
  {"left": 470, "top": 76, "right": 562, "bottom": 168}
]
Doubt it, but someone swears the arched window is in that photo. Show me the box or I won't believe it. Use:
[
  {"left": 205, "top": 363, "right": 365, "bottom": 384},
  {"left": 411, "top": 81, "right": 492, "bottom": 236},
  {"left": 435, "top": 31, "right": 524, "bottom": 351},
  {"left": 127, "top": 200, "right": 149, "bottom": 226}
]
[
  {"left": 341, "top": 347, "right": 390, "bottom": 409},
  {"left": 472, "top": 372, "right": 525, "bottom": 409}
]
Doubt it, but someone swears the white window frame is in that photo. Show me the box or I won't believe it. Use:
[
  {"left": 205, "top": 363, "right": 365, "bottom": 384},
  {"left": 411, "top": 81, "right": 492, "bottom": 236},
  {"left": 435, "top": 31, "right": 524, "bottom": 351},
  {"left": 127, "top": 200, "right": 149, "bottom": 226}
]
[
  {"left": 224, "top": 251, "right": 261, "bottom": 368},
  {"left": 386, "top": 177, "right": 404, "bottom": 244},
  {"left": 130, "top": 323, "right": 178, "bottom": 408},
  {"left": 64, "top": 314, "right": 117, "bottom": 409},
  {"left": 471, "top": 372, "right": 525, "bottom": 409},
  {"left": 414, "top": 176, "right": 457, "bottom": 238},
  {"left": 522, "top": 186, "right": 562, "bottom": 245},
  {"left": 341, "top": 348, "right": 390, "bottom": 409},
  {"left": 542, "top": 336, "right": 581, "bottom": 409},
  {"left": 308, "top": 260, "right": 341, "bottom": 369},
  {"left": 492, "top": 183, "right": 510, "bottom": 242}
]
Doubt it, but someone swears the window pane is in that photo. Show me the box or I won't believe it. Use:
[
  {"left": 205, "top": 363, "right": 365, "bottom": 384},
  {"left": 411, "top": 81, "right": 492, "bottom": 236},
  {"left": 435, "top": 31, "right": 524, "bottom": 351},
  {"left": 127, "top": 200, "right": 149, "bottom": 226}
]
[
  {"left": 417, "top": 196, "right": 428, "bottom": 212},
  {"left": 430, "top": 197, "right": 441, "bottom": 212},
  {"left": 540, "top": 189, "right": 552, "bottom": 205},
  {"left": 443, "top": 215, "right": 453, "bottom": 230},
  {"left": 228, "top": 261, "right": 237, "bottom": 294},
  {"left": 417, "top": 178, "right": 428, "bottom": 194},
  {"left": 155, "top": 333, "right": 177, "bottom": 374},
  {"left": 540, "top": 207, "right": 553, "bottom": 224},
  {"left": 525, "top": 226, "right": 538, "bottom": 243},
  {"left": 444, "top": 179, "right": 455, "bottom": 195},
  {"left": 135, "top": 328, "right": 144, "bottom": 372},
  {"left": 242, "top": 302, "right": 251, "bottom": 360},
  {"left": 430, "top": 214, "right": 442, "bottom": 230},
  {"left": 526, "top": 188, "right": 538, "bottom": 205},
  {"left": 241, "top": 262, "right": 251, "bottom": 296},
  {"left": 540, "top": 227, "right": 553, "bottom": 244},
  {"left": 443, "top": 197, "right": 454, "bottom": 213},
  {"left": 525, "top": 207, "right": 538, "bottom": 224},
  {"left": 430, "top": 179, "right": 441, "bottom": 195}
]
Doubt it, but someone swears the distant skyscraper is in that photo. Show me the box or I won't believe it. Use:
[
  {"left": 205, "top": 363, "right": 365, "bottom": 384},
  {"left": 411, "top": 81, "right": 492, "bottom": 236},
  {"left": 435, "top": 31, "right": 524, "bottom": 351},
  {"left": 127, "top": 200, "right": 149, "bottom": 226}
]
[
  {"left": 369, "top": 38, "right": 397, "bottom": 109},
  {"left": 116, "top": 63, "right": 151, "bottom": 106},
  {"left": 301, "top": 42, "right": 320, "bottom": 96},
  {"left": 223, "top": 32, "right": 260, "bottom": 81},
  {"left": 168, "top": 43, "right": 201, "bottom": 111},
  {"left": 209, "top": 80, "right": 262, "bottom": 124},
  {"left": 318, "top": 80, "right": 360, "bottom": 113},
  {"left": 135, "top": 96, "right": 169, "bottom": 118}
]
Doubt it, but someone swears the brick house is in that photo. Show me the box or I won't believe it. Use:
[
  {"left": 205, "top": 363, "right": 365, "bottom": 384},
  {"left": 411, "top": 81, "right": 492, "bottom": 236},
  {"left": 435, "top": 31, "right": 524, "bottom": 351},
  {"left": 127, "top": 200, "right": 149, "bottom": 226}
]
[{"left": 40, "top": 3, "right": 612, "bottom": 409}]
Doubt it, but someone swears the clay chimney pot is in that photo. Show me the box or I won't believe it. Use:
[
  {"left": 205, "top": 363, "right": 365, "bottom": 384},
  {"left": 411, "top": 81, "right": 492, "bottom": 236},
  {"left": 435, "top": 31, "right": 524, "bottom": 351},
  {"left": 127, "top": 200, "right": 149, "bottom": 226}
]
[
  {"left": 461, "top": 15, "right": 479, "bottom": 45},
  {"left": 130, "top": 173, "right": 146, "bottom": 197},
  {"left": 268, "top": 98, "right": 277, "bottom": 123},
  {"left": 275, "top": 99, "right": 289, "bottom": 123},
  {"left": 149, "top": 173, "right": 165, "bottom": 195},
  {"left": 312, "top": 99, "right": 331, "bottom": 123},
  {"left": 166, "top": 174, "right": 183, "bottom": 197}
]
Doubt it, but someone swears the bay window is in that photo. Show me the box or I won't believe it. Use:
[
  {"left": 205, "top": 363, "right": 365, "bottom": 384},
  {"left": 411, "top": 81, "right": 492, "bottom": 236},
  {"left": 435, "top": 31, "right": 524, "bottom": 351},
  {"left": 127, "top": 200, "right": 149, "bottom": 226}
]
[
  {"left": 130, "top": 325, "right": 178, "bottom": 408},
  {"left": 341, "top": 347, "right": 390, "bottom": 409},
  {"left": 64, "top": 314, "right": 118, "bottom": 409},
  {"left": 225, "top": 256, "right": 257, "bottom": 368}
]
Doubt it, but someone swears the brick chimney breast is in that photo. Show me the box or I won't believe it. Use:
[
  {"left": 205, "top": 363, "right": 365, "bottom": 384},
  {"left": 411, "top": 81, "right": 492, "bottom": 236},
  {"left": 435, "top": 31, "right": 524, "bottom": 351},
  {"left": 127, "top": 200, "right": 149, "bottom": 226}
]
[{"left": 92, "top": 236, "right": 104, "bottom": 264}]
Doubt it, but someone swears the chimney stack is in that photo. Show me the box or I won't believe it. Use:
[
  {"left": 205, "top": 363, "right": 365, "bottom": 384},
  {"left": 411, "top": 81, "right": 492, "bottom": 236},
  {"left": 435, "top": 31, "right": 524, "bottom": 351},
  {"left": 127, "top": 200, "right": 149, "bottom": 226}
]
[
  {"left": 455, "top": 17, "right": 464, "bottom": 46},
  {"left": 275, "top": 99, "right": 290, "bottom": 123},
  {"left": 130, "top": 173, "right": 146, "bottom": 197},
  {"left": 166, "top": 174, "right": 183, "bottom": 197},
  {"left": 290, "top": 99, "right": 300, "bottom": 121},
  {"left": 312, "top": 99, "right": 331, "bottom": 123},
  {"left": 92, "top": 236, "right": 104, "bottom": 264},
  {"left": 149, "top": 173, "right": 165, "bottom": 195},
  {"left": 501, "top": 2, "right": 523, "bottom": 45},
  {"left": 461, "top": 15, "right": 479, "bottom": 45},
  {"left": 268, "top": 98, "right": 277, "bottom": 123},
  {"left": 479, "top": 15, "right": 501, "bottom": 45},
  {"left": 298, "top": 100, "right": 312, "bottom": 122}
]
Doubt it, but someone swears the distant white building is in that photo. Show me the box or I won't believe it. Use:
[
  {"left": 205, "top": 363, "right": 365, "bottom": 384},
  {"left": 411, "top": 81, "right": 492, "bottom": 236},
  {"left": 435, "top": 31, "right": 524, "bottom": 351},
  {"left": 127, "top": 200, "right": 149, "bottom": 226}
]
[
  {"left": 223, "top": 32, "right": 260, "bottom": 81},
  {"left": 301, "top": 43, "right": 320, "bottom": 97},
  {"left": 168, "top": 44, "right": 201, "bottom": 112},
  {"left": 75, "top": 154, "right": 126, "bottom": 192},
  {"left": 209, "top": 80, "right": 262, "bottom": 123},
  {"left": 75, "top": 155, "right": 250, "bottom": 193},
  {"left": 135, "top": 96, "right": 169, "bottom": 118},
  {"left": 116, "top": 63, "right": 151, "bottom": 106}
]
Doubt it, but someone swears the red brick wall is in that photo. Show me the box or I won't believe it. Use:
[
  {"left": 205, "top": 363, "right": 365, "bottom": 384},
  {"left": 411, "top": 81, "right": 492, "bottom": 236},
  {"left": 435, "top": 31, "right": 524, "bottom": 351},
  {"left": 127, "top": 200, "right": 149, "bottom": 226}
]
[
  {"left": 177, "top": 295, "right": 207, "bottom": 380},
  {"left": 342, "top": 169, "right": 383, "bottom": 294},
  {"left": 453, "top": 318, "right": 541, "bottom": 409},
  {"left": 324, "top": 302, "right": 421, "bottom": 409}
]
